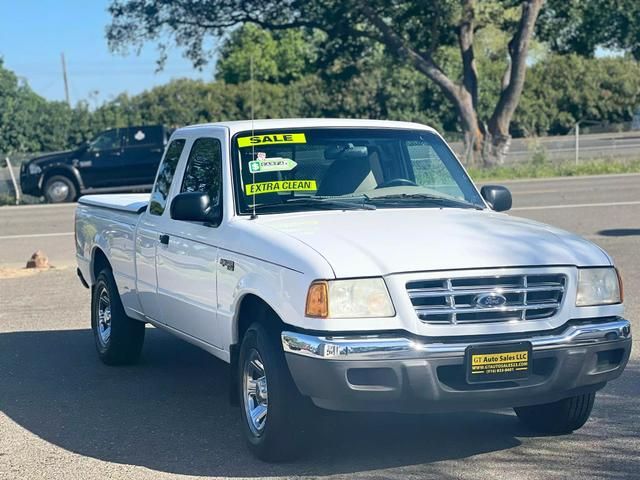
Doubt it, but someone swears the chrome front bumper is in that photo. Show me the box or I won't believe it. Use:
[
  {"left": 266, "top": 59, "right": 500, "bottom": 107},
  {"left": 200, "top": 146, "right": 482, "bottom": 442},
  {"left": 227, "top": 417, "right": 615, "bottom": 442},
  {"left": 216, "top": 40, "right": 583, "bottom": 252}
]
[
  {"left": 282, "top": 318, "right": 632, "bottom": 413},
  {"left": 282, "top": 318, "right": 632, "bottom": 361}
]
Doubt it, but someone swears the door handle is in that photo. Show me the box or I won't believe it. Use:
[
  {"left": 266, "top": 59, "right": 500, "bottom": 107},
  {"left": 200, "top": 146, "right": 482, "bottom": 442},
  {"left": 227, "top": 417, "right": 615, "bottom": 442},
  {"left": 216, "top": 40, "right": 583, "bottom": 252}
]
[{"left": 159, "top": 234, "right": 170, "bottom": 245}]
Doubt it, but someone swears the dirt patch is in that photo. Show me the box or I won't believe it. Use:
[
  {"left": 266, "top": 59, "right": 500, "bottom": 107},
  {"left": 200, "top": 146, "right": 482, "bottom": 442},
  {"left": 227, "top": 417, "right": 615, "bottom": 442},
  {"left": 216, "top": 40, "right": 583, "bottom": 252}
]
[{"left": 0, "top": 266, "right": 65, "bottom": 280}]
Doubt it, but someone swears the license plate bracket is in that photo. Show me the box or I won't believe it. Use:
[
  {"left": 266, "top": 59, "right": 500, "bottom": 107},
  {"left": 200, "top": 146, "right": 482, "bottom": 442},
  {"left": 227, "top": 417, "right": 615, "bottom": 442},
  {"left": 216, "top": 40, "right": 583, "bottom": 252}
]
[{"left": 465, "top": 342, "right": 532, "bottom": 384}]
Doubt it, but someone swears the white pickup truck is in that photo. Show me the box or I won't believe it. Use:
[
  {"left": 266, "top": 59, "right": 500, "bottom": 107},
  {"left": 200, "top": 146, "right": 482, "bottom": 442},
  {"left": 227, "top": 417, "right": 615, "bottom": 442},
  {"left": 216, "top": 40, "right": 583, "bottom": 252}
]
[{"left": 75, "top": 119, "right": 631, "bottom": 461}]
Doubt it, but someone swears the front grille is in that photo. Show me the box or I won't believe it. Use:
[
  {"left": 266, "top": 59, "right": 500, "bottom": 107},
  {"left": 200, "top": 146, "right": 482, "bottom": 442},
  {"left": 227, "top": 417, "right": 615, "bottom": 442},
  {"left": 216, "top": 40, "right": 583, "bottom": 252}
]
[{"left": 407, "top": 273, "right": 566, "bottom": 325}]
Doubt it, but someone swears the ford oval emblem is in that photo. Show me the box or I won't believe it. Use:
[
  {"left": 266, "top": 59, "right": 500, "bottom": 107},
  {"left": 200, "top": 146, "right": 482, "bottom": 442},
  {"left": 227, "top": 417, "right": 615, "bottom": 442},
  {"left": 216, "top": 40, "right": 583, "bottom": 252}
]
[{"left": 474, "top": 293, "right": 507, "bottom": 308}]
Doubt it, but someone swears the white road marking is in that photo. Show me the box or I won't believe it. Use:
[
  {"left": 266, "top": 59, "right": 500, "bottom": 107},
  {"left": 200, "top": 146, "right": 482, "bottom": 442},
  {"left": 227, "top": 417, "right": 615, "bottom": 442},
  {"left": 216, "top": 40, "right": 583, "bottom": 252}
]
[
  {"left": 0, "top": 232, "right": 74, "bottom": 240},
  {"left": 512, "top": 200, "right": 640, "bottom": 211},
  {"left": 508, "top": 188, "right": 560, "bottom": 195}
]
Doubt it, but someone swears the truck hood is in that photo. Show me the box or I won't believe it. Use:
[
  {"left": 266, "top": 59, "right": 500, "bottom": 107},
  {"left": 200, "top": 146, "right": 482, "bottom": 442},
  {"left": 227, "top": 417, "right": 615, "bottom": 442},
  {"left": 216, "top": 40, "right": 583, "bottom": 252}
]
[
  {"left": 256, "top": 208, "right": 611, "bottom": 277},
  {"left": 28, "top": 149, "right": 76, "bottom": 166}
]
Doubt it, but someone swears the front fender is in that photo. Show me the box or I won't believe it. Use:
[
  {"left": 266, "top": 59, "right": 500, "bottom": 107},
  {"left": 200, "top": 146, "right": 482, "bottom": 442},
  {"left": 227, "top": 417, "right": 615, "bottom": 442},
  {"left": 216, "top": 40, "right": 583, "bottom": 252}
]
[
  {"left": 216, "top": 251, "right": 310, "bottom": 349},
  {"left": 42, "top": 163, "right": 84, "bottom": 190}
]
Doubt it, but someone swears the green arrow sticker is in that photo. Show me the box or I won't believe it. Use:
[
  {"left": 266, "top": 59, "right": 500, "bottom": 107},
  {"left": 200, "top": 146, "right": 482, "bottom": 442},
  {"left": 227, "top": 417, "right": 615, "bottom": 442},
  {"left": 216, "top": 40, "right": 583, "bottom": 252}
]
[{"left": 248, "top": 156, "right": 298, "bottom": 174}]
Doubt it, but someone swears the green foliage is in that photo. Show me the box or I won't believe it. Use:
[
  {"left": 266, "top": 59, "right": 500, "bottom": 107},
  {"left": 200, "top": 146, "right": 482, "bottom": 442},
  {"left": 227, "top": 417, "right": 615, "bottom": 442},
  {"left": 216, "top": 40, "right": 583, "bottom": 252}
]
[
  {"left": 0, "top": 59, "right": 108, "bottom": 154},
  {"left": 538, "top": 0, "right": 640, "bottom": 60},
  {"left": 216, "top": 24, "right": 317, "bottom": 84},
  {"left": 0, "top": 192, "right": 17, "bottom": 206},
  {"left": 2, "top": 29, "right": 640, "bottom": 161},
  {"left": 513, "top": 55, "right": 640, "bottom": 136},
  {"left": 103, "top": 0, "right": 640, "bottom": 165},
  {"left": 468, "top": 158, "right": 640, "bottom": 181}
]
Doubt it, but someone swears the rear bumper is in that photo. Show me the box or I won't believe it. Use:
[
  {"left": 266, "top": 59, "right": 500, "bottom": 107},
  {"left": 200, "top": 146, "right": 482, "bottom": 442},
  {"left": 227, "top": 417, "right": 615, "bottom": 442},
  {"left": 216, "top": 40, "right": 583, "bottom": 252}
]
[{"left": 282, "top": 317, "right": 632, "bottom": 413}]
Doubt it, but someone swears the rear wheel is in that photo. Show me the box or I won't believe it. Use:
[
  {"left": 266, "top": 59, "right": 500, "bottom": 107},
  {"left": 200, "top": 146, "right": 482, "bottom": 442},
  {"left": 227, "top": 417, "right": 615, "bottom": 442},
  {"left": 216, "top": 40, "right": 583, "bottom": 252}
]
[
  {"left": 514, "top": 392, "right": 596, "bottom": 434},
  {"left": 44, "top": 174, "right": 77, "bottom": 203},
  {"left": 91, "top": 268, "right": 145, "bottom": 365},
  {"left": 239, "top": 322, "right": 308, "bottom": 462}
]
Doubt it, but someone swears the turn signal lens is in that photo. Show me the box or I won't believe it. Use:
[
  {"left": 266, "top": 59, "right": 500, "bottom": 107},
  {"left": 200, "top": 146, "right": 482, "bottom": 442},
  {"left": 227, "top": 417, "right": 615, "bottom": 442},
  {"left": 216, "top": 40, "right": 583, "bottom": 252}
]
[
  {"left": 616, "top": 268, "right": 624, "bottom": 303},
  {"left": 305, "top": 281, "right": 328, "bottom": 318}
]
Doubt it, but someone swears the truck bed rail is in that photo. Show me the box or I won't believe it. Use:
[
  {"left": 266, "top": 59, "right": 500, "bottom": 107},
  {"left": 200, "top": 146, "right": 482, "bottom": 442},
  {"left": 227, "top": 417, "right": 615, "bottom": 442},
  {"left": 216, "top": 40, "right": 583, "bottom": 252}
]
[{"left": 78, "top": 194, "right": 149, "bottom": 214}]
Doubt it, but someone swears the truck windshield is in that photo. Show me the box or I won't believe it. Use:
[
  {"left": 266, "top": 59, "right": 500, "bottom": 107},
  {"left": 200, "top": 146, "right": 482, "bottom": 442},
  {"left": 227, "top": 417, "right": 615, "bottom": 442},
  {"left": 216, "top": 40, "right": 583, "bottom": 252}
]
[{"left": 231, "top": 128, "right": 485, "bottom": 214}]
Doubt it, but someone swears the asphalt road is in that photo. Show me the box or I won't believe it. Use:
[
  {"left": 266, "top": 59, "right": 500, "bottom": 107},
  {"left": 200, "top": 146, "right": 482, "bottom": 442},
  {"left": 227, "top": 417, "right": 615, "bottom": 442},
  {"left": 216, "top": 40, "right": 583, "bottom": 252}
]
[{"left": 0, "top": 174, "right": 639, "bottom": 479}]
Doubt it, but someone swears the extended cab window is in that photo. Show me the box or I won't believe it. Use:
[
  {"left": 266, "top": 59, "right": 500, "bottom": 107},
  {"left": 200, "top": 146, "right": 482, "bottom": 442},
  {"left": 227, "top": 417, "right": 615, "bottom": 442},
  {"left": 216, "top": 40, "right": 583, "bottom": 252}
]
[
  {"left": 149, "top": 139, "right": 185, "bottom": 216},
  {"left": 181, "top": 137, "right": 223, "bottom": 211}
]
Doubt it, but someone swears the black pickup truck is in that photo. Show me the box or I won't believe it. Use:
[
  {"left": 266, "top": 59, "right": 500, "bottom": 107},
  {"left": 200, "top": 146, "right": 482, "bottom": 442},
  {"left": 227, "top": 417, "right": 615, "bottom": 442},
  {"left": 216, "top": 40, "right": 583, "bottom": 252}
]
[{"left": 20, "top": 125, "right": 170, "bottom": 203}]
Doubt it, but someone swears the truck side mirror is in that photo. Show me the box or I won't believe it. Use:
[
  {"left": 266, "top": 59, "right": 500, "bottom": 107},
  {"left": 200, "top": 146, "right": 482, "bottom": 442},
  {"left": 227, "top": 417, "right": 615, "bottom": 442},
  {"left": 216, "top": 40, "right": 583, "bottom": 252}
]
[
  {"left": 170, "top": 192, "right": 222, "bottom": 225},
  {"left": 480, "top": 185, "right": 512, "bottom": 212}
]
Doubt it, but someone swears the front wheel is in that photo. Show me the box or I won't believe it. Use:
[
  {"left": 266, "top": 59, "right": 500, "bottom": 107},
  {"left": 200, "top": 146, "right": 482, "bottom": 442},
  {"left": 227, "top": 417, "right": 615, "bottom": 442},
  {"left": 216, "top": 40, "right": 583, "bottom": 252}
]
[
  {"left": 91, "top": 268, "right": 145, "bottom": 365},
  {"left": 239, "top": 322, "right": 308, "bottom": 462},
  {"left": 44, "top": 175, "right": 77, "bottom": 203},
  {"left": 514, "top": 392, "right": 596, "bottom": 434}
]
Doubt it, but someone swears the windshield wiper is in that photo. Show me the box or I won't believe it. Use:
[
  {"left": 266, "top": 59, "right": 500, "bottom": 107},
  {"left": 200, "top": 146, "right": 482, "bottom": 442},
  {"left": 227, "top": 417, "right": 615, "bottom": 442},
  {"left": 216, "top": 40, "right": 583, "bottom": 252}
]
[
  {"left": 252, "top": 196, "right": 376, "bottom": 212},
  {"left": 364, "top": 193, "right": 483, "bottom": 210}
]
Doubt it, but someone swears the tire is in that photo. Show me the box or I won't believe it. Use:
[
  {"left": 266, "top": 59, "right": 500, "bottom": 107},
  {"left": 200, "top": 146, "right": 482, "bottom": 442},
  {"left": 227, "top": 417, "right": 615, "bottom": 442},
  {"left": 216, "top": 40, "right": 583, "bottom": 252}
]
[
  {"left": 514, "top": 392, "right": 596, "bottom": 434},
  {"left": 238, "top": 322, "right": 308, "bottom": 462},
  {"left": 44, "top": 174, "right": 77, "bottom": 203},
  {"left": 91, "top": 268, "right": 145, "bottom": 365}
]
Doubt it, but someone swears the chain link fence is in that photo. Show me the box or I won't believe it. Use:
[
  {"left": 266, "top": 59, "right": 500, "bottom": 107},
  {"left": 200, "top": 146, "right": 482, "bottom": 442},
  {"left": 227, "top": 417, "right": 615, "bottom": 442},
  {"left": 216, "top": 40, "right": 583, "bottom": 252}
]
[{"left": 448, "top": 123, "right": 640, "bottom": 164}]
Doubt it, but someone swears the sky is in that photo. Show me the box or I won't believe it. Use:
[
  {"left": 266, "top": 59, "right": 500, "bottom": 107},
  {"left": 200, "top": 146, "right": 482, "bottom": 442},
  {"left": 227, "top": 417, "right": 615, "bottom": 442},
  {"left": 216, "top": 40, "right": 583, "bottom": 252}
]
[{"left": 0, "top": 0, "right": 212, "bottom": 106}]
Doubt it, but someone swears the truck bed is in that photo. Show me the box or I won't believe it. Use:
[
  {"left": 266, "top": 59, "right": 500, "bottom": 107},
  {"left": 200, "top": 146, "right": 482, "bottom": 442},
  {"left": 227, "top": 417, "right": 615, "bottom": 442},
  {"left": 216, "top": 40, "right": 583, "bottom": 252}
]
[{"left": 75, "top": 193, "right": 150, "bottom": 305}]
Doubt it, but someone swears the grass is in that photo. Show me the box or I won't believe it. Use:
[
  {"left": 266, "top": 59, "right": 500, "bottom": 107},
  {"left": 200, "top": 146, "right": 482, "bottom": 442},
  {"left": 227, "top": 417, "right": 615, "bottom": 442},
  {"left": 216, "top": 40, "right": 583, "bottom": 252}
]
[
  {"left": 467, "top": 158, "right": 640, "bottom": 181},
  {"left": 0, "top": 192, "right": 42, "bottom": 207},
  {"left": 0, "top": 193, "right": 18, "bottom": 206}
]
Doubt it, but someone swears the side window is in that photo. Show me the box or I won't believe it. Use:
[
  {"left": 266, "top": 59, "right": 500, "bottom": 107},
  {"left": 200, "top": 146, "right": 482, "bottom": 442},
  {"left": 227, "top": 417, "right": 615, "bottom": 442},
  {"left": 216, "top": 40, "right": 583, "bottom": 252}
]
[
  {"left": 181, "top": 137, "right": 223, "bottom": 209},
  {"left": 149, "top": 139, "right": 186, "bottom": 216},
  {"left": 89, "top": 129, "right": 121, "bottom": 152}
]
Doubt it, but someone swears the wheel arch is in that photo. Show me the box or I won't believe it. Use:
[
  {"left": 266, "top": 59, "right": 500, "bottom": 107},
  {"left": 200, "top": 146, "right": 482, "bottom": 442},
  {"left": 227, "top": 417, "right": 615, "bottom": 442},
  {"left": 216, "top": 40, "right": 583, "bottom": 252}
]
[
  {"left": 42, "top": 165, "right": 83, "bottom": 193},
  {"left": 91, "top": 246, "right": 111, "bottom": 284},
  {"left": 229, "top": 292, "right": 287, "bottom": 406},
  {"left": 234, "top": 293, "right": 286, "bottom": 345}
]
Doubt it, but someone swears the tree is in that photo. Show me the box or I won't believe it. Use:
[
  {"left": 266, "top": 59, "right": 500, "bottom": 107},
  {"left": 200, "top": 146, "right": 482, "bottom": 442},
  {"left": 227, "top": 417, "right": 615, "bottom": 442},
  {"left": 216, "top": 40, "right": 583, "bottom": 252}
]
[
  {"left": 538, "top": 0, "right": 640, "bottom": 60},
  {"left": 215, "top": 25, "right": 449, "bottom": 127},
  {"left": 216, "top": 24, "right": 317, "bottom": 84},
  {"left": 513, "top": 55, "right": 640, "bottom": 136},
  {"left": 107, "top": 0, "right": 544, "bottom": 165}
]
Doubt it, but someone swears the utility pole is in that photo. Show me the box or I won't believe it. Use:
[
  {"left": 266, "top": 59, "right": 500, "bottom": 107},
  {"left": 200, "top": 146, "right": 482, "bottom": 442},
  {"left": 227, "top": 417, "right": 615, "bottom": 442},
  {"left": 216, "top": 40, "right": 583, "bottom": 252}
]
[{"left": 60, "top": 52, "right": 70, "bottom": 107}]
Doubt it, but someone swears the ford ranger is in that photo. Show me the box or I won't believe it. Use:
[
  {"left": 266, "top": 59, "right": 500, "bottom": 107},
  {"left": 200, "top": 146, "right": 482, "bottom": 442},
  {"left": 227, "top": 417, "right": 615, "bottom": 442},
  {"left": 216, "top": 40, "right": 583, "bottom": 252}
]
[{"left": 75, "top": 119, "right": 631, "bottom": 461}]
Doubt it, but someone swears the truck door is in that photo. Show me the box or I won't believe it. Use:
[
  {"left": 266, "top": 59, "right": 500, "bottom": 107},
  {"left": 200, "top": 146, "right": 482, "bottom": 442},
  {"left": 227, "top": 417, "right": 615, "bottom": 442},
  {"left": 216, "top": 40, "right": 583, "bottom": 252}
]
[
  {"left": 77, "top": 128, "right": 125, "bottom": 188},
  {"left": 122, "top": 126, "right": 165, "bottom": 187},
  {"left": 155, "top": 134, "right": 224, "bottom": 348},
  {"left": 135, "top": 138, "right": 186, "bottom": 322}
]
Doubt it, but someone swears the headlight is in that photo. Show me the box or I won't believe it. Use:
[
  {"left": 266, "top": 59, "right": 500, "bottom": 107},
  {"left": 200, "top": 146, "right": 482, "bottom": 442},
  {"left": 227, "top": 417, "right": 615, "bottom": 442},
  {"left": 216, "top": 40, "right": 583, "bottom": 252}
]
[
  {"left": 28, "top": 163, "right": 42, "bottom": 175},
  {"left": 576, "top": 267, "right": 622, "bottom": 306},
  {"left": 306, "top": 278, "right": 395, "bottom": 318}
]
